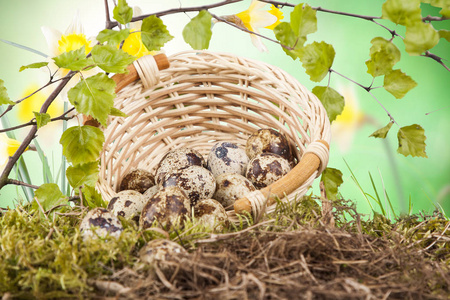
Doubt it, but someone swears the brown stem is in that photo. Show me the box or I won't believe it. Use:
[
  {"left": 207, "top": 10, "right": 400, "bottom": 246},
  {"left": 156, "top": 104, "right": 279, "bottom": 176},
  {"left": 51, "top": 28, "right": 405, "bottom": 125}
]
[
  {"left": 106, "top": 0, "right": 243, "bottom": 29},
  {"left": 0, "top": 71, "right": 75, "bottom": 191},
  {"left": 0, "top": 107, "right": 76, "bottom": 133},
  {"left": 104, "top": 0, "right": 113, "bottom": 29},
  {"left": 211, "top": 13, "right": 292, "bottom": 50},
  {"left": 422, "top": 51, "right": 450, "bottom": 72},
  {"left": 6, "top": 179, "right": 40, "bottom": 190}
]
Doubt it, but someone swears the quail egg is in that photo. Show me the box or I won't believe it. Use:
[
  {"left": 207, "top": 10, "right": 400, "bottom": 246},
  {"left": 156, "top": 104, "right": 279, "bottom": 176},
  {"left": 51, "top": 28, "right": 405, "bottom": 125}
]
[
  {"left": 161, "top": 165, "right": 216, "bottom": 206},
  {"left": 207, "top": 141, "right": 249, "bottom": 177},
  {"left": 246, "top": 128, "right": 294, "bottom": 165},
  {"left": 155, "top": 147, "right": 206, "bottom": 184},
  {"left": 246, "top": 153, "right": 291, "bottom": 189},
  {"left": 119, "top": 169, "right": 155, "bottom": 194},
  {"left": 139, "top": 239, "right": 188, "bottom": 275},
  {"left": 213, "top": 173, "right": 256, "bottom": 208},
  {"left": 194, "top": 198, "right": 230, "bottom": 232},
  {"left": 143, "top": 185, "right": 159, "bottom": 200},
  {"left": 107, "top": 190, "right": 147, "bottom": 221},
  {"left": 80, "top": 207, "right": 123, "bottom": 240},
  {"left": 140, "top": 186, "right": 191, "bottom": 230}
]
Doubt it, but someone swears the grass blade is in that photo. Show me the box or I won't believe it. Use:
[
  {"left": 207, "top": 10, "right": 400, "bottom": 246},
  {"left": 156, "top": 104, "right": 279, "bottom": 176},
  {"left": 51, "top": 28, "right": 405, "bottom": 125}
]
[
  {"left": 343, "top": 158, "right": 375, "bottom": 212},
  {"left": 34, "top": 139, "right": 53, "bottom": 184},
  {"left": 0, "top": 39, "right": 48, "bottom": 57},
  {"left": 368, "top": 172, "right": 386, "bottom": 216}
]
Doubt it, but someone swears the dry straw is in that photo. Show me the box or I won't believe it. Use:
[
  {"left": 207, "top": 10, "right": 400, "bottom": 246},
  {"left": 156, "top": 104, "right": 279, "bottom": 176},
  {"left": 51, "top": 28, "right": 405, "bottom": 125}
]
[{"left": 96, "top": 51, "right": 331, "bottom": 224}]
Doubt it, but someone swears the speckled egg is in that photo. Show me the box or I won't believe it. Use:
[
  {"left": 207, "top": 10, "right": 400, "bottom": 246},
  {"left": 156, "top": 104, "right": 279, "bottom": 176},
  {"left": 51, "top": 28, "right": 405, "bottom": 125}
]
[
  {"left": 161, "top": 165, "right": 216, "bottom": 206},
  {"left": 80, "top": 207, "right": 123, "bottom": 240},
  {"left": 140, "top": 186, "right": 191, "bottom": 230},
  {"left": 246, "top": 128, "right": 294, "bottom": 165},
  {"left": 246, "top": 153, "right": 291, "bottom": 189},
  {"left": 194, "top": 199, "right": 230, "bottom": 232},
  {"left": 139, "top": 239, "right": 188, "bottom": 274},
  {"left": 207, "top": 141, "right": 249, "bottom": 177},
  {"left": 107, "top": 190, "right": 147, "bottom": 221},
  {"left": 213, "top": 173, "right": 256, "bottom": 208},
  {"left": 143, "top": 185, "right": 159, "bottom": 201},
  {"left": 119, "top": 169, "right": 155, "bottom": 194},
  {"left": 155, "top": 148, "right": 206, "bottom": 184}
]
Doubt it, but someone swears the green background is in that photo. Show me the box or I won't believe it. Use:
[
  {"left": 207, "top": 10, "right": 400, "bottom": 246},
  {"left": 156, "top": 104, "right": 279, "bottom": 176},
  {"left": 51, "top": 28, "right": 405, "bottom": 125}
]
[{"left": 0, "top": 0, "right": 449, "bottom": 217}]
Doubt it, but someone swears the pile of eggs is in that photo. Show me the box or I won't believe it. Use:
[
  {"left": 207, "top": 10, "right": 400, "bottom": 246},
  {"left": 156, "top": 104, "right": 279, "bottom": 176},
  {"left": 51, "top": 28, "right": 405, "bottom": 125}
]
[{"left": 80, "top": 128, "right": 296, "bottom": 240}]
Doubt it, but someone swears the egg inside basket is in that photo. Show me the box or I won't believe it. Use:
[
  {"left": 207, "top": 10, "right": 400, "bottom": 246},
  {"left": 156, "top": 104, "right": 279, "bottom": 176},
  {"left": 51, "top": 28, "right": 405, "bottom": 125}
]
[{"left": 96, "top": 51, "right": 331, "bottom": 224}]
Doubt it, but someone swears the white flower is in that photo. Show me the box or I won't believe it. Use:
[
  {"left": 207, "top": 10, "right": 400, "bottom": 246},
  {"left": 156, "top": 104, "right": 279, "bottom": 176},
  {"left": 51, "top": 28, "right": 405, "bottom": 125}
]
[
  {"left": 235, "top": 1, "right": 284, "bottom": 52},
  {"left": 41, "top": 11, "right": 98, "bottom": 99}
]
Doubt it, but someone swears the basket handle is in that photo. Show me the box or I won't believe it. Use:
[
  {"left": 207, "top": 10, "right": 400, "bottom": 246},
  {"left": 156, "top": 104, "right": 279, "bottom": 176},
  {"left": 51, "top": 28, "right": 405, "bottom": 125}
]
[
  {"left": 83, "top": 53, "right": 170, "bottom": 127},
  {"left": 234, "top": 140, "right": 329, "bottom": 216}
]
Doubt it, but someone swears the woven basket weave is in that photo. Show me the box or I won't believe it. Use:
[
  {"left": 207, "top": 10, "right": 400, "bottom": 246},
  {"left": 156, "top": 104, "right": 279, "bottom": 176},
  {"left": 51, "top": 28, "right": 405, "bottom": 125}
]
[{"left": 96, "top": 51, "right": 331, "bottom": 224}]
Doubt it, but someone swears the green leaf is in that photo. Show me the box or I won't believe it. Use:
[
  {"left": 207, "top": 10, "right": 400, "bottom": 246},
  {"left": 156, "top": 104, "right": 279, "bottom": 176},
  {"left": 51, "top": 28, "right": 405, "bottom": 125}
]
[
  {"left": 182, "top": 10, "right": 212, "bottom": 50},
  {"left": 66, "top": 161, "right": 99, "bottom": 189},
  {"left": 290, "top": 3, "right": 317, "bottom": 38},
  {"left": 52, "top": 46, "right": 94, "bottom": 71},
  {"left": 382, "top": 0, "right": 422, "bottom": 25},
  {"left": 67, "top": 73, "right": 116, "bottom": 126},
  {"left": 423, "top": 0, "right": 450, "bottom": 17},
  {"left": 33, "top": 112, "right": 51, "bottom": 129},
  {"left": 397, "top": 124, "right": 427, "bottom": 157},
  {"left": 91, "top": 44, "right": 135, "bottom": 74},
  {"left": 81, "top": 185, "right": 107, "bottom": 208},
  {"left": 19, "top": 62, "right": 48, "bottom": 72},
  {"left": 273, "top": 22, "right": 305, "bottom": 60},
  {"left": 0, "top": 79, "right": 14, "bottom": 106},
  {"left": 369, "top": 121, "right": 394, "bottom": 138},
  {"left": 299, "top": 41, "right": 335, "bottom": 82},
  {"left": 141, "top": 15, "right": 174, "bottom": 51},
  {"left": 438, "top": 29, "right": 450, "bottom": 42},
  {"left": 34, "top": 183, "right": 66, "bottom": 211},
  {"left": 312, "top": 86, "right": 344, "bottom": 122},
  {"left": 384, "top": 69, "right": 418, "bottom": 99},
  {"left": 320, "top": 167, "right": 343, "bottom": 201},
  {"left": 113, "top": 0, "right": 133, "bottom": 25},
  {"left": 404, "top": 22, "right": 440, "bottom": 55},
  {"left": 97, "top": 29, "right": 130, "bottom": 46},
  {"left": 365, "top": 37, "right": 401, "bottom": 77},
  {"left": 60, "top": 125, "right": 105, "bottom": 165},
  {"left": 109, "top": 107, "right": 128, "bottom": 117}
]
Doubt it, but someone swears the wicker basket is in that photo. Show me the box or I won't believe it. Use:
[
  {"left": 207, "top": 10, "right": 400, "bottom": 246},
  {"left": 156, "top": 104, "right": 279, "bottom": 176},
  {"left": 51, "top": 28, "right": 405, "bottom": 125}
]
[{"left": 96, "top": 51, "right": 331, "bottom": 224}]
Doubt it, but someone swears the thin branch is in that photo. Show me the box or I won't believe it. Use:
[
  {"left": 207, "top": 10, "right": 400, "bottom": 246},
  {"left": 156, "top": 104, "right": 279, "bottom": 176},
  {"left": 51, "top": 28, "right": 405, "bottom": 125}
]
[
  {"left": 0, "top": 107, "right": 76, "bottom": 133},
  {"left": 0, "top": 71, "right": 76, "bottom": 190},
  {"left": 422, "top": 15, "right": 449, "bottom": 22},
  {"left": 107, "top": 0, "right": 243, "bottom": 29},
  {"left": 211, "top": 13, "right": 292, "bottom": 50},
  {"left": 422, "top": 51, "right": 450, "bottom": 72},
  {"left": 104, "top": 0, "right": 113, "bottom": 29},
  {"left": 330, "top": 69, "right": 399, "bottom": 126},
  {"left": 329, "top": 69, "right": 371, "bottom": 92},
  {"left": 6, "top": 179, "right": 40, "bottom": 190}
]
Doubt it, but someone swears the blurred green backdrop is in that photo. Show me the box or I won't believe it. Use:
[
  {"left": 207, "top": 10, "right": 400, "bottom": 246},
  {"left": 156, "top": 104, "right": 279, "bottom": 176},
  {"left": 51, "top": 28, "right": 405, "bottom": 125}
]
[{"left": 1, "top": 0, "right": 449, "bottom": 217}]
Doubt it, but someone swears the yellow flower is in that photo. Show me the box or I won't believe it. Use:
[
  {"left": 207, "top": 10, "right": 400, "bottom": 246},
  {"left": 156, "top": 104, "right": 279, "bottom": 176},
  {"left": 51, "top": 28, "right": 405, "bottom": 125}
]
[
  {"left": 122, "top": 29, "right": 153, "bottom": 58},
  {"left": 236, "top": 1, "right": 284, "bottom": 52},
  {"left": 121, "top": 7, "right": 157, "bottom": 58},
  {"left": 16, "top": 83, "right": 63, "bottom": 123},
  {"left": 0, "top": 134, "right": 28, "bottom": 173},
  {"left": 331, "top": 85, "right": 366, "bottom": 154},
  {"left": 41, "top": 11, "right": 94, "bottom": 78}
]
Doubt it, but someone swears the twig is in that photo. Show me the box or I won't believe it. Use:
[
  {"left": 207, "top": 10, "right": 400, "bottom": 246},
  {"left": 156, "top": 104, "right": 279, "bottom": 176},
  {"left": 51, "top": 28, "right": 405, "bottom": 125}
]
[
  {"left": 0, "top": 107, "right": 76, "bottom": 133},
  {"left": 0, "top": 71, "right": 76, "bottom": 190},
  {"left": 211, "top": 13, "right": 293, "bottom": 50},
  {"left": 107, "top": 0, "right": 243, "bottom": 29},
  {"left": 422, "top": 51, "right": 450, "bottom": 72},
  {"left": 6, "top": 179, "right": 40, "bottom": 190},
  {"left": 104, "top": 0, "right": 113, "bottom": 29},
  {"left": 329, "top": 69, "right": 371, "bottom": 92}
]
